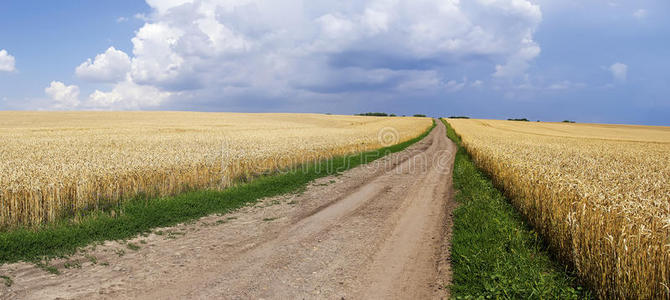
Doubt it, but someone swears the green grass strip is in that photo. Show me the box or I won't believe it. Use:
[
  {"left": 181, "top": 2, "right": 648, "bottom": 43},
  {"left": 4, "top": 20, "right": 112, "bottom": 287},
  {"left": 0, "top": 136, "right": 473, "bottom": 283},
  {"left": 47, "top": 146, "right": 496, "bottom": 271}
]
[
  {"left": 442, "top": 119, "right": 590, "bottom": 299},
  {"left": 0, "top": 120, "right": 435, "bottom": 264}
]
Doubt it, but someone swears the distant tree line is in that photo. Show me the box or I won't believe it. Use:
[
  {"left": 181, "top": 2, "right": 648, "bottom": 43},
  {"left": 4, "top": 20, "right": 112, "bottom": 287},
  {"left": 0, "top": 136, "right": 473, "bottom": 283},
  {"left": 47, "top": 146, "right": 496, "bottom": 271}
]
[
  {"left": 355, "top": 112, "right": 427, "bottom": 117},
  {"left": 355, "top": 112, "right": 390, "bottom": 116},
  {"left": 448, "top": 116, "right": 470, "bottom": 119},
  {"left": 506, "top": 118, "right": 576, "bottom": 123}
]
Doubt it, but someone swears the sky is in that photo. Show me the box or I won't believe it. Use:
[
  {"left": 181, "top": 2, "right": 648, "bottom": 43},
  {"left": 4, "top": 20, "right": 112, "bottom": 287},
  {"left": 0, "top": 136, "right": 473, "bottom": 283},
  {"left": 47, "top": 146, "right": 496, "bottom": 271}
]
[{"left": 0, "top": 0, "right": 668, "bottom": 125}]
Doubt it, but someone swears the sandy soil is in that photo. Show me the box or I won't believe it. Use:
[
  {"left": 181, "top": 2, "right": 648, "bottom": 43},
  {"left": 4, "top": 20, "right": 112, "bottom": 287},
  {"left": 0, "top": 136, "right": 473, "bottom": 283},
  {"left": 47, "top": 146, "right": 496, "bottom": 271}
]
[{"left": 0, "top": 120, "right": 457, "bottom": 300}]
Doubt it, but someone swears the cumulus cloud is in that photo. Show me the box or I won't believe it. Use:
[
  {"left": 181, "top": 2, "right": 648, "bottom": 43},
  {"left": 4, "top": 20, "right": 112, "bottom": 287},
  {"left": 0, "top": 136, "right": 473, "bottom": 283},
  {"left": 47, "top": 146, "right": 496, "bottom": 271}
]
[
  {"left": 493, "top": 36, "right": 541, "bottom": 78},
  {"left": 609, "top": 62, "right": 628, "bottom": 82},
  {"left": 55, "top": 0, "right": 543, "bottom": 109},
  {"left": 75, "top": 47, "right": 131, "bottom": 82},
  {"left": 45, "top": 81, "right": 81, "bottom": 109},
  {"left": 0, "top": 49, "right": 16, "bottom": 72},
  {"left": 45, "top": 78, "right": 169, "bottom": 110},
  {"left": 88, "top": 79, "right": 171, "bottom": 110}
]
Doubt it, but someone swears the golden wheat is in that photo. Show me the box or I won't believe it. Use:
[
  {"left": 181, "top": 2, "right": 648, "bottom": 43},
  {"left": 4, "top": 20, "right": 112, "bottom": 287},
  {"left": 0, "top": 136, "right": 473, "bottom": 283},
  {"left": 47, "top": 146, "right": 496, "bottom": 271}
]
[
  {"left": 447, "top": 118, "right": 670, "bottom": 299},
  {"left": 0, "top": 112, "right": 431, "bottom": 228}
]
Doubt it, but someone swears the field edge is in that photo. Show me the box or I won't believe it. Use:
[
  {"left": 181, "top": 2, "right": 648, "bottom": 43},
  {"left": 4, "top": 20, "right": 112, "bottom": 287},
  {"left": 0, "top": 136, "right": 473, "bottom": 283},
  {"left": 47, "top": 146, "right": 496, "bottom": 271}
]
[{"left": 442, "top": 118, "right": 591, "bottom": 299}]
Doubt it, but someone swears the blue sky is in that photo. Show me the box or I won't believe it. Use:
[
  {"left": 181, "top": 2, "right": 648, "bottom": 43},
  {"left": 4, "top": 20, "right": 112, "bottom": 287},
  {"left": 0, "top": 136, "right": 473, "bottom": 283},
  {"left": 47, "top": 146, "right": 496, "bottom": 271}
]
[{"left": 0, "top": 0, "right": 668, "bottom": 125}]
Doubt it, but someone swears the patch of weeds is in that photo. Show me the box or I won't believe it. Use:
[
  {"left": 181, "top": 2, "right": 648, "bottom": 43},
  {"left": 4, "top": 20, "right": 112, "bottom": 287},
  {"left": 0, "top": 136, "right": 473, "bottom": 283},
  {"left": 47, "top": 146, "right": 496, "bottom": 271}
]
[
  {"left": 139, "top": 240, "right": 147, "bottom": 244},
  {"left": 294, "top": 186, "right": 307, "bottom": 196},
  {"left": 84, "top": 254, "right": 98, "bottom": 265},
  {"left": 329, "top": 180, "right": 336, "bottom": 184},
  {"left": 100, "top": 262, "right": 110, "bottom": 267},
  {"left": 215, "top": 220, "right": 226, "bottom": 225},
  {"left": 226, "top": 216, "right": 238, "bottom": 220},
  {"left": 262, "top": 217, "right": 278, "bottom": 222},
  {"left": 154, "top": 230, "right": 164, "bottom": 236},
  {"left": 287, "top": 200, "right": 298, "bottom": 205},
  {"left": 64, "top": 260, "right": 82, "bottom": 269},
  {"left": 114, "top": 249, "right": 126, "bottom": 257},
  {"left": 0, "top": 275, "right": 12, "bottom": 287},
  {"left": 33, "top": 260, "right": 60, "bottom": 275},
  {"left": 126, "top": 243, "right": 140, "bottom": 251},
  {"left": 165, "top": 230, "right": 186, "bottom": 240}
]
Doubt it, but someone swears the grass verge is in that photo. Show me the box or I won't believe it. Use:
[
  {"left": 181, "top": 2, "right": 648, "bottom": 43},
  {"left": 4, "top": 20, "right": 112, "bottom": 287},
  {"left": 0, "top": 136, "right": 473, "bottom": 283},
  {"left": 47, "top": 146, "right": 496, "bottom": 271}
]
[
  {"left": 0, "top": 121, "right": 435, "bottom": 265},
  {"left": 442, "top": 119, "right": 590, "bottom": 299}
]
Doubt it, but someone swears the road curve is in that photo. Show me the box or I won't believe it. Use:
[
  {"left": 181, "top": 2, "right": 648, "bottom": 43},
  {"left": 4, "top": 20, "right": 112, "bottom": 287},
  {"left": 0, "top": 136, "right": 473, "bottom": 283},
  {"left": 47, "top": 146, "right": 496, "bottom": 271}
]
[{"left": 0, "top": 120, "right": 457, "bottom": 300}]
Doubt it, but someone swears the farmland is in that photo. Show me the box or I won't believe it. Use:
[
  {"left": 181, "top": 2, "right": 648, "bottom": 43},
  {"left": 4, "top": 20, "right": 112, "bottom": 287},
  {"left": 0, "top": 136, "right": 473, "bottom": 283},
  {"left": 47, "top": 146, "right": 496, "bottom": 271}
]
[
  {"left": 446, "top": 119, "right": 670, "bottom": 299},
  {"left": 0, "top": 112, "right": 432, "bottom": 228},
  {"left": 1, "top": 114, "right": 446, "bottom": 299}
]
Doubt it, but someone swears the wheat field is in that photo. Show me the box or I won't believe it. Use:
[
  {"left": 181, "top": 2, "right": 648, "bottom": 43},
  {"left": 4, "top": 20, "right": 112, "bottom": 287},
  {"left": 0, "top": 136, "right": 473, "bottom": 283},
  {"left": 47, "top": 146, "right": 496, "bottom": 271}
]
[
  {"left": 0, "top": 112, "right": 431, "bottom": 228},
  {"left": 447, "top": 119, "right": 670, "bottom": 299}
]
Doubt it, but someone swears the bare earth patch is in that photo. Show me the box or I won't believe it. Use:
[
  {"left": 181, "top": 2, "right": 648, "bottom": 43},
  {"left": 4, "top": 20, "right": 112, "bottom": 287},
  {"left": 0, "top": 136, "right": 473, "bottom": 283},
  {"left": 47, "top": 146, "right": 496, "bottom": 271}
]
[{"left": 0, "top": 121, "right": 457, "bottom": 300}]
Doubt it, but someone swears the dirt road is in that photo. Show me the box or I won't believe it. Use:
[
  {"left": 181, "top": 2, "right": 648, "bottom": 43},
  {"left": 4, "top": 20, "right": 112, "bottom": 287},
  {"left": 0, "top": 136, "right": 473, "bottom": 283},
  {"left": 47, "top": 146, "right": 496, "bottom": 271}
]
[{"left": 0, "top": 120, "right": 457, "bottom": 299}]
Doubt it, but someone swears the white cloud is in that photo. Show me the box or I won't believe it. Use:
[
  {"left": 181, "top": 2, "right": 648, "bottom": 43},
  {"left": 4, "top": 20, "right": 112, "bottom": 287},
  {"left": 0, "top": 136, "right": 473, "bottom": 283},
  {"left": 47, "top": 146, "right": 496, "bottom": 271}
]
[
  {"left": 75, "top": 47, "right": 131, "bottom": 82},
  {"left": 0, "top": 49, "right": 16, "bottom": 72},
  {"left": 88, "top": 78, "right": 171, "bottom": 110},
  {"left": 54, "top": 0, "right": 543, "bottom": 109},
  {"left": 45, "top": 81, "right": 81, "bottom": 109},
  {"left": 128, "top": 22, "right": 188, "bottom": 88},
  {"left": 633, "top": 9, "right": 647, "bottom": 19},
  {"left": 44, "top": 77, "right": 169, "bottom": 110},
  {"left": 493, "top": 35, "right": 541, "bottom": 78},
  {"left": 145, "top": 0, "right": 193, "bottom": 14},
  {"left": 116, "top": 16, "right": 129, "bottom": 23},
  {"left": 609, "top": 62, "right": 628, "bottom": 82}
]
